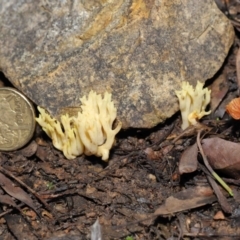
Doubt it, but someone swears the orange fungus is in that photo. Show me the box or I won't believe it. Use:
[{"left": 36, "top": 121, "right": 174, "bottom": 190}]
[{"left": 226, "top": 98, "right": 240, "bottom": 120}]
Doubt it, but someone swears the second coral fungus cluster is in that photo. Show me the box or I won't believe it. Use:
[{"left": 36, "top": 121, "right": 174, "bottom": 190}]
[
  {"left": 175, "top": 81, "right": 211, "bottom": 130},
  {"left": 36, "top": 91, "right": 122, "bottom": 161}
]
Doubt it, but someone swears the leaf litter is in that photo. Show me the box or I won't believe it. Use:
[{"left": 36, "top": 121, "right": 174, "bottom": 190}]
[{"left": 0, "top": 172, "right": 38, "bottom": 213}]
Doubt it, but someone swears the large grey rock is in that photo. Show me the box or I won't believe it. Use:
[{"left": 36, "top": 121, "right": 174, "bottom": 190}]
[{"left": 0, "top": 0, "right": 234, "bottom": 128}]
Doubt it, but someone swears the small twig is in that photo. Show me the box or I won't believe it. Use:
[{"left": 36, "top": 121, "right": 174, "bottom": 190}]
[{"left": 196, "top": 131, "right": 233, "bottom": 196}]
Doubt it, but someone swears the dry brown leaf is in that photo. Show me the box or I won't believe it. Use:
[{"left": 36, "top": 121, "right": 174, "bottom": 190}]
[
  {"left": 213, "top": 210, "right": 225, "bottom": 220},
  {"left": 201, "top": 137, "right": 240, "bottom": 179},
  {"left": 86, "top": 185, "right": 97, "bottom": 195},
  {"left": 154, "top": 186, "right": 216, "bottom": 216},
  {"left": 5, "top": 214, "right": 38, "bottom": 240},
  {"left": 178, "top": 143, "right": 198, "bottom": 175},
  {"left": 0, "top": 194, "right": 20, "bottom": 211},
  {"left": 0, "top": 173, "right": 37, "bottom": 212}
]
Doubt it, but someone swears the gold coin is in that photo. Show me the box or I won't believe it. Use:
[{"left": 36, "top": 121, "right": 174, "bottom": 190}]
[{"left": 0, "top": 87, "right": 36, "bottom": 151}]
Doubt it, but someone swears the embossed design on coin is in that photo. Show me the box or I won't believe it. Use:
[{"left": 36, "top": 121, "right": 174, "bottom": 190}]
[{"left": 0, "top": 87, "right": 35, "bottom": 151}]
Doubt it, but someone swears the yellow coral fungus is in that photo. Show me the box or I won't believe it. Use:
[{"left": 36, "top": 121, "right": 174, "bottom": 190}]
[
  {"left": 36, "top": 91, "right": 122, "bottom": 161},
  {"left": 175, "top": 81, "right": 211, "bottom": 130}
]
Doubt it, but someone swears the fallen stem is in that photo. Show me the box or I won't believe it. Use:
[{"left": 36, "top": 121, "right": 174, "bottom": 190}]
[{"left": 196, "top": 131, "right": 233, "bottom": 197}]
